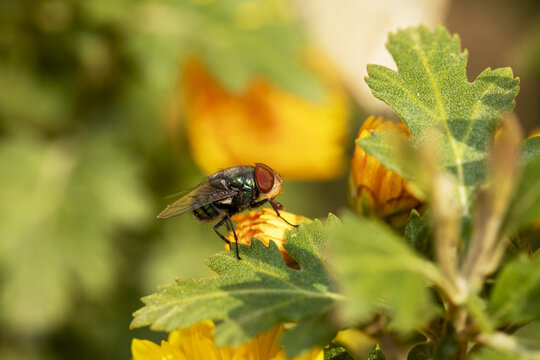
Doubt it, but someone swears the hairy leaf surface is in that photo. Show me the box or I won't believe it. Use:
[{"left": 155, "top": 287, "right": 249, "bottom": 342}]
[
  {"left": 365, "top": 25, "right": 519, "bottom": 215},
  {"left": 132, "top": 219, "right": 341, "bottom": 349},
  {"left": 329, "top": 214, "right": 439, "bottom": 331}
]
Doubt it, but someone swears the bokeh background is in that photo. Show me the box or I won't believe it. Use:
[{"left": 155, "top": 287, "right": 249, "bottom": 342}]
[{"left": 0, "top": 0, "right": 539, "bottom": 359}]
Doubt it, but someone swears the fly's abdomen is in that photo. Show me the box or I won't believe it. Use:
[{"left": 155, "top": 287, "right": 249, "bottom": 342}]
[{"left": 193, "top": 203, "right": 222, "bottom": 221}]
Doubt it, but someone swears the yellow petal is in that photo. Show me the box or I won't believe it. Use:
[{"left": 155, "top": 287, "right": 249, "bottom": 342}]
[
  {"left": 132, "top": 321, "right": 325, "bottom": 360},
  {"left": 225, "top": 208, "right": 309, "bottom": 268},
  {"left": 181, "top": 55, "right": 349, "bottom": 180},
  {"left": 350, "top": 116, "right": 421, "bottom": 226},
  {"left": 131, "top": 338, "right": 187, "bottom": 360}
]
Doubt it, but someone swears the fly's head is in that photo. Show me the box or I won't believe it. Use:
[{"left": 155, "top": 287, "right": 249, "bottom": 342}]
[{"left": 254, "top": 163, "right": 283, "bottom": 201}]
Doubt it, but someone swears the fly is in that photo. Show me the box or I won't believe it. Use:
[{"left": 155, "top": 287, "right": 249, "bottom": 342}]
[{"left": 157, "top": 163, "right": 297, "bottom": 260}]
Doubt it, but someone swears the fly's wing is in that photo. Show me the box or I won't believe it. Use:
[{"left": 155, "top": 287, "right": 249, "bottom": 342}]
[{"left": 157, "top": 182, "right": 238, "bottom": 219}]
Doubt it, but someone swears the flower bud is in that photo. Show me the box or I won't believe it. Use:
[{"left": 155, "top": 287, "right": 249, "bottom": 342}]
[{"left": 349, "top": 116, "right": 421, "bottom": 227}]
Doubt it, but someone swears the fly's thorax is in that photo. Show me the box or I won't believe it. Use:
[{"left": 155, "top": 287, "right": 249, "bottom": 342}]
[
  {"left": 209, "top": 165, "right": 258, "bottom": 207},
  {"left": 209, "top": 166, "right": 254, "bottom": 189}
]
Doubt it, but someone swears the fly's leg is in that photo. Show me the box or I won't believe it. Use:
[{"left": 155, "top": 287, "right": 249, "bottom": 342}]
[
  {"left": 213, "top": 216, "right": 231, "bottom": 246},
  {"left": 273, "top": 201, "right": 284, "bottom": 210},
  {"left": 213, "top": 213, "right": 241, "bottom": 260},
  {"left": 211, "top": 203, "right": 231, "bottom": 232},
  {"left": 252, "top": 199, "right": 284, "bottom": 211},
  {"left": 251, "top": 198, "right": 298, "bottom": 228},
  {"left": 269, "top": 199, "right": 299, "bottom": 228},
  {"left": 225, "top": 213, "right": 241, "bottom": 260},
  {"left": 251, "top": 199, "right": 268, "bottom": 207}
]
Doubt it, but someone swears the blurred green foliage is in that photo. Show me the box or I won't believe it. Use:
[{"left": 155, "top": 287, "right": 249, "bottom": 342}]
[
  {"left": 0, "top": 0, "right": 329, "bottom": 359},
  {"left": 0, "top": 134, "right": 151, "bottom": 334}
]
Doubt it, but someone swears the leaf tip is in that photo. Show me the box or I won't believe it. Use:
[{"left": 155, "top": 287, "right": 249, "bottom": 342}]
[{"left": 326, "top": 213, "right": 341, "bottom": 226}]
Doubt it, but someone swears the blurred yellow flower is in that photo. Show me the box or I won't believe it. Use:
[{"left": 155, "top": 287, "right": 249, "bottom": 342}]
[
  {"left": 226, "top": 208, "right": 309, "bottom": 268},
  {"left": 349, "top": 116, "right": 421, "bottom": 226},
  {"left": 181, "top": 55, "right": 349, "bottom": 180},
  {"left": 131, "top": 320, "right": 323, "bottom": 360}
]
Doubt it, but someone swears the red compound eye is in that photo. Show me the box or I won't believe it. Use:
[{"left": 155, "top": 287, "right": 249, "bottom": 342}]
[{"left": 254, "top": 164, "right": 275, "bottom": 193}]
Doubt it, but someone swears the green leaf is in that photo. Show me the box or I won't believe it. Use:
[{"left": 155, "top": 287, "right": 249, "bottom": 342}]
[
  {"left": 324, "top": 344, "right": 356, "bottom": 360},
  {"left": 200, "top": 31, "right": 323, "bottom": 102},
  {"left": 198, "top": 4, "right": 323, "bottom": 101},
  {"left": 280, "top": 314, "right": 337, "bottom": 358},
  {"left": 368, "top": 344, "right": 387, "bottom": 360},
  {"left": 505, "top": 149, "right": 540, "bottom": 232},
  {"left": 513, "top": 320, "right": 540, "bottom": 351},
  {"left": 520, "top": 136, "right": 540, "bottom": 164},
  {"left": 466, "top": 294, "right": 494, "bottom": 333},
  {"left": 356, "top": 127, "right": 414, "bottom": 180},
  {"left": 355, "top": 128, "right": 427, "bottom": 201},
  {"left": 432, "top": 324, "right": 462, "bottom": 360},
  {"left": 407, "top": 342, "right": 434, "bottom": 360},
  {"left": 471, "top": 325, "right": 540, "bottom": 360},
  {"left": 365, "top": 25, "right": 519, "bottom": 215},
  {"left": 138, "top": 0, "right": 323, "bottom": 101},
  {"left": 404, "top": 210, "right": 432, "bottom": 258},
  {"left": 329, "top": 214, "right": 439, "bottom": 331},
  {"left": 0, "top": 135, "right": 151, "bottom": 333},
  {"left": 131, "top": 220, "right": 342, "bottom": 348},
  {"left": 488, "top": 254, "right": 540, "bottom": 326}
]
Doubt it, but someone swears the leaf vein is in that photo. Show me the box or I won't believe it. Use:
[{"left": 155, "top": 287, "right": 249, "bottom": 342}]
[
  {"left": 415, "top": 32, "right": 469, "bottom": 212},
  {"left": 375, "top": 70, "right": 439, "bottom": 120}
]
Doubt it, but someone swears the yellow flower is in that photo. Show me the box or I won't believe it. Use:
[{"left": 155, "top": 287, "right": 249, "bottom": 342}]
[
  {"left": 131, "top": 320, "right": 323, "bottom": 360},
  {"left": 349, "top": 116, "right": 421, "bottom": 226},
  {"left": 225, "top": 208, "right": 309, "bottom": 269},
  {"left": 180, "top": 54, "right": 349, "bottom": 180}
]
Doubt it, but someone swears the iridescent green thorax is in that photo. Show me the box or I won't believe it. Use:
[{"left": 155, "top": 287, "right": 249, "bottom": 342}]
[{"left": 209, "top": 166, "right": 258, "bottom": 207}]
